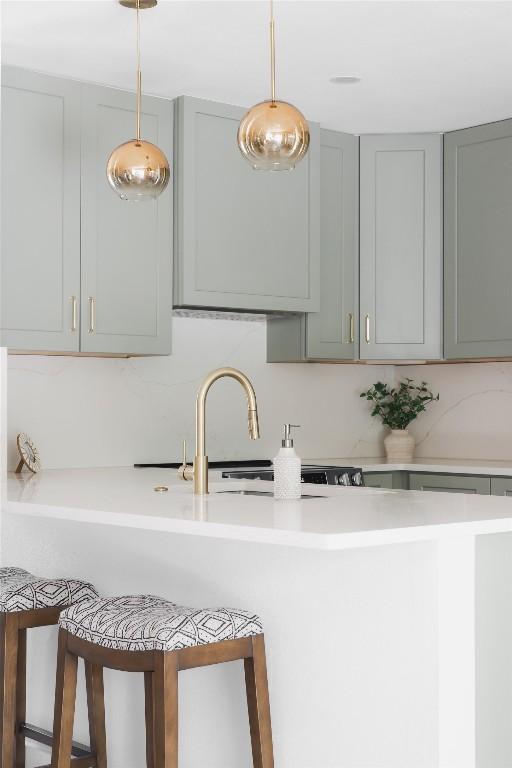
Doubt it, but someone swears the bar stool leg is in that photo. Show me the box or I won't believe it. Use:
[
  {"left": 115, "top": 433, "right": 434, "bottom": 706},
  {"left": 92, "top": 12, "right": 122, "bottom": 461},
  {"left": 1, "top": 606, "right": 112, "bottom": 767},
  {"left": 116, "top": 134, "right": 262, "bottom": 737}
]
[
  {"left": 0, "top": 614, "right": 19, "bottom": 768},
  {"left": 144, "top": 672, "right": 155, "bottom": 768},
  {"left": 244, "top": 635, "right": 274, "bottom": 768},
  {"left": 153, "top": 653, "right": 178, "bottom": 768},
  {"left": 85, "top": 661, "right": 107, "bottom": 768},
  {"left": 51, "top": 630, "right": 78, "bottom": 768},
  {"left": 15, "top": 628, "right": 27, "bottom": 768}
]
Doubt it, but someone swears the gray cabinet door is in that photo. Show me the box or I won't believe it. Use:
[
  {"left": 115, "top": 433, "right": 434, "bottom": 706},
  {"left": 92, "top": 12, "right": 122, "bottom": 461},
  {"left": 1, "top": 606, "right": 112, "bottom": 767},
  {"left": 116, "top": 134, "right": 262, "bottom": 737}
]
[
  {"left": 444, "top": 120, "right": 512, "bottom": 359},
  {"left": 266, "top": 129, "right": 358, "bottom": 361},
  {"left": 490, "top": 477, "right": 512, "bottom": 497},
  {"left": 409, "top": 473, "right": 490, "bottom": 495},
  {"left": 80, "top": 84, "right": 173, "bottom": 355},
  {"left": 174, "top": 96, "right": 320, "bottom": 313},
  {"left": 364, "top": 472, "right": 394, "bottom": 489},
  {"left": 306, "top": 130, "right": 358, "bottom": 359},
  {"left": 1, "top": 66, "right": 81, "bottom": 352},
  {"left": 359, "top": 134, "right": 443, "bottom": 360}
]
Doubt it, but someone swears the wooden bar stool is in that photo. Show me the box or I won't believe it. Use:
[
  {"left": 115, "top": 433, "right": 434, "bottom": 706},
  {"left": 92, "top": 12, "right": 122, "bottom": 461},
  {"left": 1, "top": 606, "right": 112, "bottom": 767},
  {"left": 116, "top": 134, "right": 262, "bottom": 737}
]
[
  {"left": 0, "top": 566, "right": 100, "bottom": 768},
  {"left": 52, "top": 594, "right": 274, "bottom": 768}
]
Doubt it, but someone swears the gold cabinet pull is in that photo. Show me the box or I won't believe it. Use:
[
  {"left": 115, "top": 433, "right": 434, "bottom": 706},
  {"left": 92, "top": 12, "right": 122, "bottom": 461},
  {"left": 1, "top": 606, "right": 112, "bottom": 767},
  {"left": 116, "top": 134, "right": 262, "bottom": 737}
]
[
  {"left": 70, "top": 296, "right": 77, "bottom": 332},
  {"left": 348, "top": 313, "right": 354, "bottom": 344},
  {"left": 364, "top": 314, "right": 370, "bottom": 344},
  {"left": 88, "top": 297, "right": 95, "bottom": 334}
]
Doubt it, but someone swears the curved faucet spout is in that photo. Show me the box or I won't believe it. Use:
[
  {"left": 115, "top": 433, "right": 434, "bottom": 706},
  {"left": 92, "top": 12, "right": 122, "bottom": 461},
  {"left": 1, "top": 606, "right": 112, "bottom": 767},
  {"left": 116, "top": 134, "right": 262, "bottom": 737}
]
[{"left": 191, "top": 367, "right": 260, "bottom": 495}]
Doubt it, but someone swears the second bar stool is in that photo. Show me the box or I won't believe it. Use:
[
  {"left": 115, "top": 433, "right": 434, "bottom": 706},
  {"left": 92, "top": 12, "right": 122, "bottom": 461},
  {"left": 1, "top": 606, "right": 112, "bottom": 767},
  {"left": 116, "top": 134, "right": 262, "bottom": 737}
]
[{"left": 51, "top": 594, "right": 274, "bottom": 768}]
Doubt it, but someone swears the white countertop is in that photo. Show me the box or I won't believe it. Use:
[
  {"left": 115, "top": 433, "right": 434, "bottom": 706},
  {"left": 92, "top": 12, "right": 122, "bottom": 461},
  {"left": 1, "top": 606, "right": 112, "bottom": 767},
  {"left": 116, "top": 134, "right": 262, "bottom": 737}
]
[
  {"left": 6, "top": 466, "right": 512, "bottom": 550},
  {"left": 306, "top": 456, "right": 512, "bottom": 476}
]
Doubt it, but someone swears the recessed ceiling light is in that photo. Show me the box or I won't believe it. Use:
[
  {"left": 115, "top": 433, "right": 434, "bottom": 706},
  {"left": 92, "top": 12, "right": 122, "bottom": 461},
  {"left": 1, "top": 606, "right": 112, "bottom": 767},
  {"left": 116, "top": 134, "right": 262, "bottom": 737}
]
[{"left": 330, "top": 76, "right": 361, "bottom": 85}]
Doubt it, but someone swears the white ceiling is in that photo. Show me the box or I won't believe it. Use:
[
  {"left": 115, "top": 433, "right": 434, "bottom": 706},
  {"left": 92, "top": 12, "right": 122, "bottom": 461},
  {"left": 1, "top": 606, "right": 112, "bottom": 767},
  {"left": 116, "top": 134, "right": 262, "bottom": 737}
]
[{"left": 2, "top": 0, "right": 512, "bottom": 134}]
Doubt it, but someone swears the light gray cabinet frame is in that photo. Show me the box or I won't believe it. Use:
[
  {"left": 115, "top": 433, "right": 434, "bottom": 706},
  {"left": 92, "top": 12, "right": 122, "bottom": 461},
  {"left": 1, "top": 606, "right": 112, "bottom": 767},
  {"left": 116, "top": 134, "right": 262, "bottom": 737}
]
[
  {"left": 80, "top": 84, "right": 173, "bottom": 355},
  {"left": 1, "top": 66, "right": 81, "bottom": 352},
  {"left": 490, "top": 477, "right": 512, "bottom": 497},
  {"left": 267, "top": 130, "right": 358, "bottom": 361},
  {"left": 444, "top": 119, "right": 512, "bottom": 359},
  {"left": 408, "top": 472, "right": 490, "bottom": 495},
  {"left": 174, "top": 96, "right": 320, "bottom": 313},
  {"left": 359, "top": 134, "right": 443, "bottom": 361}
]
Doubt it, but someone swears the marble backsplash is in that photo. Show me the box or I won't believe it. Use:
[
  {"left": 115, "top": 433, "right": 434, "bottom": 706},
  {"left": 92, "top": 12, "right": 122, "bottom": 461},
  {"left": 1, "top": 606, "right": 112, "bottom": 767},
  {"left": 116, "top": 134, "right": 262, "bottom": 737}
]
[
  {"left": 6, "top": 316, "right": 393, "bottom": 470},
  {"left": 7, "top": 318, "right": 512, "bottom": 470},
  {"left": 405, "top": 362, "right": 512, "bottom": 461}
]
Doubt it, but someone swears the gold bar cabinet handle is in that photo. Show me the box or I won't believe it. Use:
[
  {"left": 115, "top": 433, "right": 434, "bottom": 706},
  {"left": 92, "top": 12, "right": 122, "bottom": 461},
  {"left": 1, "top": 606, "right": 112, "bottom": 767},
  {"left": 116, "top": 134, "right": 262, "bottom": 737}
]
[
  {"left": 348, "top": 313, "right": 354, "bottom": 344},
  {"left": 88, "top": 297, "right": 95, "bottom": 334},
  {"left": 70, "top": 296, "right": 77, "bottom": 332},
  {"left": 364, "top": 314, "right": 370, "bottom": 344}
]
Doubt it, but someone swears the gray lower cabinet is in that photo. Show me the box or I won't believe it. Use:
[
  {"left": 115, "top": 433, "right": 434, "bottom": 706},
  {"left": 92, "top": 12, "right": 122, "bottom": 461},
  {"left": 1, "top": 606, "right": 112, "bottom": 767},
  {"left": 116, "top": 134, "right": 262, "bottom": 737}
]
[
  {"left": 1, "top": 66, "right": 81, "bottom": 352},
  {"left": 359, "top": 134, "right": 443, "bottom": 361},
  {"left": 491, "top": 477, "right": 512, "bottom": 497},
  {"left": 408, "top": 472, "right": 490, "bottom": 495},
  {"left": 444, "top": 119, "right": 512, "bottom": 359},
  {"left": 267, "top": 130, "right": 358, "bottom": 361},
  {"left": 364, "top": 472, "right": 394, "bottom": 489},
  {"left": 80, "top": 85, "right": 173, "bottom": 355},
  {"left": 174, "top": 96, "right": 320, "bottom": 313}
]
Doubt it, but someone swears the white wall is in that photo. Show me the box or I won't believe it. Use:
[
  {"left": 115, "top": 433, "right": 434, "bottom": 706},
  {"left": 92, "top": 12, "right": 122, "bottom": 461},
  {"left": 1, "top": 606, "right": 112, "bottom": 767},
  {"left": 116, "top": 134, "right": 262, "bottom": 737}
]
[
  {"left": 6, "top": 317, "right": 393, "bottom": 470},
  {"left": 405, "top": 362, "right": 512, "bottom": 461}
]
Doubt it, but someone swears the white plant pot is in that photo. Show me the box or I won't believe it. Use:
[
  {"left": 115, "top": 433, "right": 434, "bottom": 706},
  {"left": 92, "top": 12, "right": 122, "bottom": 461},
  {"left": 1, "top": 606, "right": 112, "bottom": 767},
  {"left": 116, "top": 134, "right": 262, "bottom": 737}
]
[{"left": 384, "top": 429, "right": 415, "bottom": 461}]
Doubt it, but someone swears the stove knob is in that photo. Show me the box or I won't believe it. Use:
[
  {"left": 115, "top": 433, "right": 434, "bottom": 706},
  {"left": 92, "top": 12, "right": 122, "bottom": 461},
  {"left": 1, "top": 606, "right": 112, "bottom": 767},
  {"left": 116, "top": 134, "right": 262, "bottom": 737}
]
[
  {"left": 337, "top": 472, "right": 350, "bottom": 486},
  {"left": 350, "top": 472, "right": 362, "bottom": 486}
]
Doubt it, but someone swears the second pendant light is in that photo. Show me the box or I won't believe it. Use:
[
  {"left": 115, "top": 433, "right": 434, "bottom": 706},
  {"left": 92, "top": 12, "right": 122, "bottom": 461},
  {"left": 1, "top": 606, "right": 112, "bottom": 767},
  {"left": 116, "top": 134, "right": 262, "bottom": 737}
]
[{"left": 238, "top": 0, "right": 310, "bottom": 171}]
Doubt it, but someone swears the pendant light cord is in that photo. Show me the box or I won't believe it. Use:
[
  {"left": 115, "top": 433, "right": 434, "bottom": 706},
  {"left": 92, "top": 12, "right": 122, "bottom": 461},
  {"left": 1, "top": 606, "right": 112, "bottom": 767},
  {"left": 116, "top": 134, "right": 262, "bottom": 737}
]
[
  {"left": 136, "top": 0, "right": 141, "bottom": 142},
  {"left": 270, "top": 0, "right": 276, "bottom": 103}
]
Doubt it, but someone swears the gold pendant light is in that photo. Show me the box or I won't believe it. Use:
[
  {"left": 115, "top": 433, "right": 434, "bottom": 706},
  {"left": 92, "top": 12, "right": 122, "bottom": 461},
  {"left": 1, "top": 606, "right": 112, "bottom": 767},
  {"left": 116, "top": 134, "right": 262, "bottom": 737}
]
[
  {"left": 107, "top": 0, "right": 170, "bottom": 201},
  {"left": 238, "top": 0, "right": 310, "bottom": 171}
]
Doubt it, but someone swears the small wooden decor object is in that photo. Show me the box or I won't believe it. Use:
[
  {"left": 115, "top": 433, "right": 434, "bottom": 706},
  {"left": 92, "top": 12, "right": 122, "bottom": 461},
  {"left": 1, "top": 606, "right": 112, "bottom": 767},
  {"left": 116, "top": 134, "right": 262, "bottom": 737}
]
[{"left": 15, "top": 432, "right": 41, "bottom": 474}]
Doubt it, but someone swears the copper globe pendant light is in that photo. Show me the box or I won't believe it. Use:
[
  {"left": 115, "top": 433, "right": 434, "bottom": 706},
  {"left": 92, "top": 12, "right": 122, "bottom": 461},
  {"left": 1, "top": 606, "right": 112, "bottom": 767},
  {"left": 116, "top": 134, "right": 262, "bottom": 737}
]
[
  {"left": 107, "top": 0, "right": 170, "bottom": 201},
  {"left": 237, "top": 0, "right": 310, "bottom": 171}
]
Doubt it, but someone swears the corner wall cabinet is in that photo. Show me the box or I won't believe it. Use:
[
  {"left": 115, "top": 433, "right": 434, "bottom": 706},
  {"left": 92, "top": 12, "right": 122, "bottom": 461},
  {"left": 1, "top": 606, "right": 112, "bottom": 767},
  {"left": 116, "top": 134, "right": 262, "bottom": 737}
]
[
  {"left": 444, "top": 119, "right": 512, "bottom": 359},
  {"left": 174, "top": 96, "right": 321, "bottom": 313},
  {"left": 1, "top": 67, "right": 173, "bottom": 355},
  {"left": 359, "top": 134, "right": 443, "bottom": 361},
  {"left": 267, "top": 130, "right": 358, "bottom": 361}
]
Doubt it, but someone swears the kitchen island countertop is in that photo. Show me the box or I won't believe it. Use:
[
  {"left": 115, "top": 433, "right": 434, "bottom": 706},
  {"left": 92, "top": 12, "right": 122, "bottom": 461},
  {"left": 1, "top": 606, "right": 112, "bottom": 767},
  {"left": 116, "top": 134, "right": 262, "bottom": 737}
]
[{"left": 7, "top": 465, "right": 512, "bottom": 550}]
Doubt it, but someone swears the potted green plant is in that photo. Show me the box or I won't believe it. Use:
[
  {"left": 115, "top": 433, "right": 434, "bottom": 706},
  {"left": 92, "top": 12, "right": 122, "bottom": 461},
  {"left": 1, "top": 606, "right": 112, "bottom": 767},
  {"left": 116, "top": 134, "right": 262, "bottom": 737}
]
[{"left": 360, "top": 379, "right": 439, "bottom": 461}]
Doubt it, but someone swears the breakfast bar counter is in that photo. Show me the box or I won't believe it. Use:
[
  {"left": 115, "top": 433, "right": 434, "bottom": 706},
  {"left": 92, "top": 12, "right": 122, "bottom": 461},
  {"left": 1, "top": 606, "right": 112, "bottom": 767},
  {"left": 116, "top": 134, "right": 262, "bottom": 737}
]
[{"left": 4, "top": 468, "right": 512, "bottom": 768}]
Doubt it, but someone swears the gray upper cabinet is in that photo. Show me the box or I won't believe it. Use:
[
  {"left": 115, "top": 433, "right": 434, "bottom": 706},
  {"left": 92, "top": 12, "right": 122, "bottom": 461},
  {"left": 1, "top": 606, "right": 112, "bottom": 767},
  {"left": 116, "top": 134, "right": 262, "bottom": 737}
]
[
  {"left": 80, "top": 84, "right": 173, "bottom": 355},
  {"left": 174, "top": 96, "right": 320, "bottom": 313},
  {"left": 444, "top": 120, "right": 512, "bottom": 359},
  {"left": 359, "top": 134, "right": 443, "bottom": 360},
  {"left": 1, "top": 66, "right": 81, "bottom": 352},
  {"left": 306, "top": 130, "right": 358, "bottom": 359},
  {"left": 267, "top": 129, "right": 358, "bottom": 361}
]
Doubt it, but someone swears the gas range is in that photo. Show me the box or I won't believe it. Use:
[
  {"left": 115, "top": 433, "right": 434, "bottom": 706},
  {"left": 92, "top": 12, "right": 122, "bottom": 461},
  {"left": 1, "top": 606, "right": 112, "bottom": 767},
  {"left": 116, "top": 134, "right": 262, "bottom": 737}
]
[
  {"left": 222, "top": 465, "right": 364, "bottom": 487},
  {"left": 134, "top": 460, "right": 364, "bottom": 487}
]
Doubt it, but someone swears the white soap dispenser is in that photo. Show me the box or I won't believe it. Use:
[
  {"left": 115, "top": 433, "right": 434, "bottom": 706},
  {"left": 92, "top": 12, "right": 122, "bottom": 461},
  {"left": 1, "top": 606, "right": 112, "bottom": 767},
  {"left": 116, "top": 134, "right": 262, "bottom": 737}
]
[{"left": 273, "top": 424, "right": 302, "bottom": 500}]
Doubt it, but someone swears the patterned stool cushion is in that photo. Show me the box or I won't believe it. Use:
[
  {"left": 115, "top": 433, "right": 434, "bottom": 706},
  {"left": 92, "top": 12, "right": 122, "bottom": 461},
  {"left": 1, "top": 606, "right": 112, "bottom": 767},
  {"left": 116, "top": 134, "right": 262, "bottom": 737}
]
[
  {"left": 0, "top": 567, "right": 98, "bottom": 613},
  {"left": 59, "top": 595, "right": 263, "bottom": 652}
]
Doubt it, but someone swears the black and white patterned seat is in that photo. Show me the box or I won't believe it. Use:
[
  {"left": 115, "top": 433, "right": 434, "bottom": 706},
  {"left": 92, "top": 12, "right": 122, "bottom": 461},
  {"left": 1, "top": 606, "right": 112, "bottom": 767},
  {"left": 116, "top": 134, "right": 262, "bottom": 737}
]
[
  {"left": 59, "top": 595, "right": 263, "bottom": 652},
  {"left": 0, "top": 567, "right": 98, "bottom": 613}
]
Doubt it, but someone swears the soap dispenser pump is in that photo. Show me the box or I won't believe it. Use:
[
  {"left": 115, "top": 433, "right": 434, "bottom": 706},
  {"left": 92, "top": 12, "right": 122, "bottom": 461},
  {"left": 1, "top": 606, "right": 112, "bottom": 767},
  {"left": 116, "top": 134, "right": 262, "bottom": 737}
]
[{"left": 273, "top": 424, "right": 301, "bottom": 500}]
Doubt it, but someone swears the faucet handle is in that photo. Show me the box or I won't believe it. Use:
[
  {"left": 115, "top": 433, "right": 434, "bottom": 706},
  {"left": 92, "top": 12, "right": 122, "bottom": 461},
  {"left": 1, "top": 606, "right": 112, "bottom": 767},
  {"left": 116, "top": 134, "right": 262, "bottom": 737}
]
[{"left": 178, "top": 439, "right": 194, "bottom": 482}]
